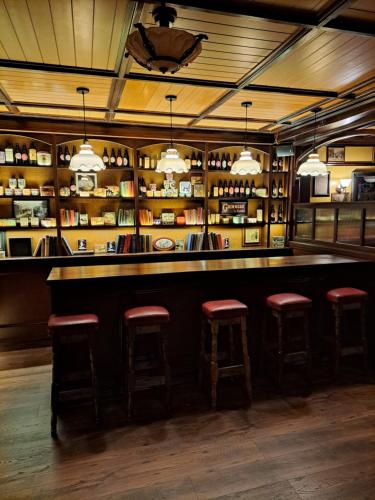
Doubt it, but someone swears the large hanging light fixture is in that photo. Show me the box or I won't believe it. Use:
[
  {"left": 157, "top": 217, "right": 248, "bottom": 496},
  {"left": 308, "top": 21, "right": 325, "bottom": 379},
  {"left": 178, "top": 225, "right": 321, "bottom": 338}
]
[
  {"left": 230, "top": 102, "right": 262, "bottom": 176},
  {"left": 125, "top": 2, "right": 208, "bottom": 75},
  {"left": 297, "top": 107, "right": 328, "bottom": 176},
  {"left": 156, "top": 95, "right": 188, "bottom": 174},
  {"left": 69, "top": 87, "right": 105, "bottom": 172}
]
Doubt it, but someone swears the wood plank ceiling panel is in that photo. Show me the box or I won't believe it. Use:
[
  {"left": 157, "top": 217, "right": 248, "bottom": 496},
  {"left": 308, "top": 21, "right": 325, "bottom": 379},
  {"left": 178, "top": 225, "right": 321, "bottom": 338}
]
[
  {"left": 343, "top": 0, "right": 375, "bottom": 22},
  {"left": 115, "top": 113, "right": 191, "bottom": 126},
  {"left": 0, "top": 104, "right": 8, "bottom": 113},
  {"left": 253, "top": 30, "right": 375, "bottom": 91},
  {"left": 211, "top": 90, "right": 321, "bottom": 121},
  {"left": 0, "top": 68, "right": 111, "bottom": 106},
  {"left": 17, "top": 106, "right": 105, "bottom": 119},
  {"left": 250, "top": 0, "right": 328, "bottom": 9},
  {"left": 0, "top": 0, "right": 128, "bottom": 69},
  {"left": 129, "top": 6, "right": 299, "bottom": 83},
  {"left": 194, "top": 119, "right": 266, "bottom": 130},
  {"left": 119, "top": 80, "right": 226, "bottom": 114}
]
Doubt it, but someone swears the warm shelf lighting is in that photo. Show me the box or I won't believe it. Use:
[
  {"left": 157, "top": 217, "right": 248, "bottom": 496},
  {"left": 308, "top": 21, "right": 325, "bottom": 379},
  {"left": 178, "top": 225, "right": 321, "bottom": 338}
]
[
  {"left": 156, "top": 95, "right": 188, "bottom": 174},
  {"left": 69, "top": 87, "right": 105, "bottom": 172},
  {"left": 231, "top": 102, "right": 262, "bottom": 176},
  {"left": 297, "top": 108, "right": 328, "bottom": 177},
  {"left": 125, "top": 3, "right": 208, "bottom": 75}
]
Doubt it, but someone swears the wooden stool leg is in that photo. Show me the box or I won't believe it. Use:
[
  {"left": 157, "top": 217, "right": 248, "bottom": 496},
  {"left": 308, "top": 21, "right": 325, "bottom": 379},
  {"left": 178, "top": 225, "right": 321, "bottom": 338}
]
[
  {"left": 88, "top": 331, "right": 100, "bottom": 424},
  {"left": 160, "top": 326, "right": 171, "bottom": 415},
  {"left": 333, "top": 304, "right": 342, "bottom": 377},
  {"left": 360, "top": 303, "right": 368, "bottom": 374},
  {"left": 240, "top": 316, "right": 252, "bottom": 405},
  {"left": 210, "top": 320, "right": 219, "bottom": 410},
  {"left": 229, "top": 323, "right": 235, "bottom": 365},
  {"left": 199, "top": 317, "right": 207, "bottom": 388},
  {"left": 127, "top": 326, "right": 135, "bottom": 421},
  {"left": 51, "top": 335, "right": 59, "bottom": 439},
  {"left": 304, "top": 310, "right": 312, "bottom": 393},
  {"left": 276, "top": 312, "right": 284, "bottom": 390}
]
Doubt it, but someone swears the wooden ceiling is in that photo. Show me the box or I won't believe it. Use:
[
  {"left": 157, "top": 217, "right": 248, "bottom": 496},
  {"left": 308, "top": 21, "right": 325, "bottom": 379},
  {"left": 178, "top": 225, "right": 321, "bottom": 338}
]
[{"left": 0, "top": 0, "right": 374, "bottom": 142}]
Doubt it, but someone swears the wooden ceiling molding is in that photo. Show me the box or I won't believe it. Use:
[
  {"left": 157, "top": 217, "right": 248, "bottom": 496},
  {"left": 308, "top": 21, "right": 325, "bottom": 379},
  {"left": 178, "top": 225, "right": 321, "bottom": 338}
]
[{"left": 17, "top": 106, "right": 106, "bottom": 120}]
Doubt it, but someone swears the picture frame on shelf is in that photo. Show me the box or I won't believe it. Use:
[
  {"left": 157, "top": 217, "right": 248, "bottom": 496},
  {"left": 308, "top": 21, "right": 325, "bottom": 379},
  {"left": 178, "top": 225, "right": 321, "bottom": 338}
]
[
  {"left": 312, "top": 172, "right": 331, "bottom": 197},
  {"left": 175, "top": 239, "right": 185, "bottom": 251},
  {"left": 327, "top": 146, "right": 345, "bottom": 163},
  {"left": 243, "top": 227, "right": 261, "bottom": 246},
  {"left": 153, "top": 237, "right": 175, "bottom": 251},
  {"left": 75, "top": 172, "right": 97, "bottom": 194},
  {"left": 13, "top": 199, "right": 49, "bottom": 222},
  {"left": 220, "top": 200, "right": 247, "bottom": 215}
]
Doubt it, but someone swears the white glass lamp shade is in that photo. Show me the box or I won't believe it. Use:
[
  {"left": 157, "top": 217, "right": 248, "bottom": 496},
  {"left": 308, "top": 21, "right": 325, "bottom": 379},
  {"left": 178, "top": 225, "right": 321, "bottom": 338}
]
[
  {"left": 340, "top": 178, "right": 351, "bottom": 189},
  {"left": 230, "top": 149, "right": 262, "bottom": 175},
  {"left": 297, "top": 153, "right": 328, "bottom": 176},
  {"left": 69, "top": 143, "right": 105, "bottom": 172},
  {"left": 155, "top": 148, "right": 189, "bottom": 173}
]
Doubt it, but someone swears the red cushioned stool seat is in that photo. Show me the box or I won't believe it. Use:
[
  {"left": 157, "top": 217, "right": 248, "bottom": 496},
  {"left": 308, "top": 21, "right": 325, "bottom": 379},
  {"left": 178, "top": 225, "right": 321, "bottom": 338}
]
[
  {"left": 124, "top": 306, "right": 170, "bottom": 326},
  {"left": 48, "top": 313, "right": 99, "bottom": 330},
  {"left": 267, "top": 293, "right": 312, "bottom": 311},
  {"left": 326, "top": 287, "right": 368, "bottom": 304},
  {"left": 202, "top": 299, "right": 248, "bottom": 320}
]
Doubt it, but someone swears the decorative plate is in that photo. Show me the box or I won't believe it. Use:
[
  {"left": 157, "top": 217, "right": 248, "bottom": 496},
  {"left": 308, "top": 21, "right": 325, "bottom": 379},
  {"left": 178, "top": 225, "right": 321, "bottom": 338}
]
[{"left": 153, "top": 237, "right": 175, "bottom": 251}]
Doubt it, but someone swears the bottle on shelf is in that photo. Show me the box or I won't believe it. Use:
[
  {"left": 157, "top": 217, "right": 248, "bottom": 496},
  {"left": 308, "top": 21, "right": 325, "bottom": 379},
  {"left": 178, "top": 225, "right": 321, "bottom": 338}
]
[
  {"left": 227, "top": 153, "right": 233, "bottom": 170},
  {"left": 5, "top": 143, "right": 14, "bottom": 165},
  {"left": 138, "top": 154, "right": 143, "bottom": 169},
  {"left": 58, "top": 146, "right": 64, "bottom": 165},
  {"left": 272, "top": 157, "right": 278, "bottom": 172},
  {"left": 256, "top": 203, "right": 263, "bottom": 223},
  {"left": 218, "top": 180, "right": 224, "bottom": 197},
  {"left": 70, "top": 176, "right": 77, "bottom": 196},
  {"left": 72, "top": 145, "right": 77, "bottom": 158},
  {"left": 239, "top": 180, "right": 245, "bottom": 197},
  {"left": 14, "top": 144, "right": 22, "bottom": 165},
  {"left": 212, "top": 182, "right": 219, "bottom": 198},
  {"left": 123, "top": 149, "right": 129, "bottom": 167},
  {"left": 278, "top": 179, "right": 284, "bottom": 198},
  {"left": 0, "top": 147, "right": 5, "bottom": 165},
  {"left": 185, "top": 156, "right": 191, "bottom": 170},
  {"left": 215, "top": 153, "right": 221, "bottom": 170},
  {"left": 270, "top": 204, "right": 276, "bottom": 223},
  {"left": 251, "top": 179, "right": 256, "bottom": 198},
  {"left": 110, "top": 148, "right": 116, "bottom": 166},
  {"left": 18, "top": 174, "right": 26, "bottom": 189},
  {"left": 244, "top": 179, "right": 251, "bottom": 197},
  {"left": 29, "top": 143, "right": 37, "bottom": 165},
  {"left": 278, "top": 157, "right": 284, "bottom": 171},
  {"left": 138, "top": 176, "right": 147, "bottom": 197},
  {"left": 234, "top": 180, "right": 240, "bottom": 197},
  {"left": 278, "top": 205, "right": 283, "bottom": 223},
  {"left": 197, "top": 152, "right": 202, "bottom": 170},
  {"left": 221, "top": 153, "right": 227, "bottom": 170},
  {"left": 228, "top": 179, "right": 234, "bottom": 197},
  {"left": 232, "top": 153, "right": 238, "bottom": 167},
  {"left": 271, "top": 178, "right": 278, "bottom": 198},
  {"left": 116, "top": 148, "right": 123, "bottom": 167},
  {"left": 21, "top": 144, "right": 28, "bottom": 165},
  {"left": 150, "top": 156, "right": 156, "bottom": 169},
  {"left": 102, "top": 147, "right": 109, "bottom": 167},
  {"left": 64, "top": 146, "right": 71, "bottom": 164},
  {"left": 210, "top": 153, "right": 216, "bottom": 170},
  {"left": 191, "top": 152, "right": 197, "bottom": 168},
  {"left": 144, "top": 155, "right": 150, "bottom": 169}
]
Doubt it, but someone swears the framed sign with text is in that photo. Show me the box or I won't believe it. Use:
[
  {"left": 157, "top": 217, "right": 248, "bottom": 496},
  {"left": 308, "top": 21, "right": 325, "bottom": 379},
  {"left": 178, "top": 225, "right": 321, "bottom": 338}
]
[{"left": 219, "top": 200, "right": 247, "bottom": 215}]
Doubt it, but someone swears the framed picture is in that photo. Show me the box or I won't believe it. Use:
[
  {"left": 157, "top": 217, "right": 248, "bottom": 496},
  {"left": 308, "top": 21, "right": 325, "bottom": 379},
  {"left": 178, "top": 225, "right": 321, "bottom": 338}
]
[
  {"left": 75, "top": 172, "right": 97, "bottom": 194},
  {"left": 327, "top": 146, "right": 345, "bottom": 163},
  {"left": 153, "top": 237, "right": 175, "bottom": 251},
  {"left": 13, "top": 199, "right": 49, "bottom": 221},
  {"left": 220, "top": 200, "right": 247, "bottom": 215},
  {"left": 312, "top": 172, "right": 330, "bottom": 197},
  {"left": 243, "top": 227, "right": 261, "bottom": 246}
]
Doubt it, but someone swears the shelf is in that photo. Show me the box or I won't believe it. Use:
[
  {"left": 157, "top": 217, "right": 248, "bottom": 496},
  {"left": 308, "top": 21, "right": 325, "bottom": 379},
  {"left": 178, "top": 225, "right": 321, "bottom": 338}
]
[
  {"left": 270, "top": 171, "right": 289, "bottom": 174},
  {"left": 208, "top": 223, "right": 265, "bottom": 228},
  {"left": 138, "top": 197, "right": 204, "bottom": 201},
  {"left": 209, "top": 196, "right": 267, "bottom": 201},
  {"left": 0, "top": 226, "right": 57, "bottom": 231},
  {"left": 137, "top": 168, "right": 204, "bottom": 174},
  {"left": 140, "top": 224, "right": 204, "bottom": 228},
  {"left": 59, "top": 196, "right": 135, "bottom": 201},
  {"left": 61, "top": 225, "right": 135, "bottom": 230},
  {"left": 0, "top": 195, "right": 55, "bottom": 200},
  {"left": 269, "top": 222, "right": 287, "bottom": 225},
  {"left": 57, "top": 165, "right": 134, "bottom": 171},
  {"left": 0, "top": 164, "right": 53, "bottom": 169},
  {"left": 207, "top": 170, "right": 268, "bottom": 174}
]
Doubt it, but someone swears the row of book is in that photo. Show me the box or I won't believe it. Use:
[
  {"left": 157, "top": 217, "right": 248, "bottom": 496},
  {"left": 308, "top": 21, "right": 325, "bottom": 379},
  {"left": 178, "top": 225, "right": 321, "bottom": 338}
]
[
  {"left": 60, "top": 209, "right": 135, "bottom": 227},
  {"left": 184, "top": 207, "right": 204, "bottom": 225},
  {"left": 33, "top": 236, "right": 59, "bottom": 256},
  {"left": 115, "top": 234, "right": 152, "bottom": 254}
]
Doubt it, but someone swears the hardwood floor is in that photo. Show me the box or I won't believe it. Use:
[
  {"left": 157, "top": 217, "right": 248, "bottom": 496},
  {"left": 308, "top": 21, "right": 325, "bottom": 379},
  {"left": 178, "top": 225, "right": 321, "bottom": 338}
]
[{"left": 1, "top": 349, "right": 375, "bottom": 499}]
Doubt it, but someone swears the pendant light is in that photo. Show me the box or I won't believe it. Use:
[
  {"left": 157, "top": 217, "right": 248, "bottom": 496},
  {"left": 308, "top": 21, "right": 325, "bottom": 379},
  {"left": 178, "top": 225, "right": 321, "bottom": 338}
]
[
  {"left": 297, "top": 107, "right": 328, "bottom": 176},
  {"left": 156, "top": 95, "right": 188, "bottom": 174},
  {"left": 69, "top": 87, "right": 105, "bottom": 172},
  {"left": 230, "top": 102, "right": 262, "bottom": 176}
]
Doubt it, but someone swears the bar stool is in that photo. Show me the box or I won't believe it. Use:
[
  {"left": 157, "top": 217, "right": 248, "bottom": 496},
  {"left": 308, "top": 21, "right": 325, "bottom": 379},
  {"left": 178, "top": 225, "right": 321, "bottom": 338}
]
[
  {"left": 48, "top": 313, "right": 100, "bottom": 439},
  {"left": 124, "top": 306, "right": 171, "bottom": 420},
  {"left": 200, "top": 299, "right": 252, "bottom": 409},
  {"left": 326, "top": 287, "right": 368, "bottom": 375},
  {"left": 264, "top": 293, "right": 312, "bottom": 390}
]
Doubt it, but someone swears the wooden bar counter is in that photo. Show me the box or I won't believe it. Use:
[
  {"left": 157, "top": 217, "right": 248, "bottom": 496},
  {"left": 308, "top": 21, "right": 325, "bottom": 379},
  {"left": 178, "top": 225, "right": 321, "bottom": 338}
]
[{"left": 47, "top": 255, "right": 375, "bottom": 391}]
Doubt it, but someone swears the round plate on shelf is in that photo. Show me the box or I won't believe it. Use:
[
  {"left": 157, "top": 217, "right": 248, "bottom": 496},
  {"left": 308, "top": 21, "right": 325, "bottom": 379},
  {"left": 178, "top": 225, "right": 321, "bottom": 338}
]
[{"left": 153, "top": 237, "right": 175, "bottom": 251}]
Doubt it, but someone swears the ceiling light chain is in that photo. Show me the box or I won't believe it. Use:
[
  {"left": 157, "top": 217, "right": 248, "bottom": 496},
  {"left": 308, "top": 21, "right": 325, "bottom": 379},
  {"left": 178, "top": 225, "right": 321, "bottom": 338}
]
[{"left": 297, "top": 107, "right": 328, "bottom": 177}]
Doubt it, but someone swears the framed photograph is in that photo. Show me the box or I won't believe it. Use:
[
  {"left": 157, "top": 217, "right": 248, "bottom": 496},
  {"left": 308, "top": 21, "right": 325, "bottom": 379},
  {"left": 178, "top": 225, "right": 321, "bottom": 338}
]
[
  {"left": 175, "top": 239, "right": 185, "bottom": 251},
  {"left": 13, "top": 199, "right": 49, "bottom": 222},
  {"left": 153, "top": 237, "right": 175, "bottom": 251},
  {"left": 312, "top": 172, "right": 330, "bottom": 197},
  {"left": 327, "top": 146, "right": 345, "bottom": 163},
  {"left": 271, "top": 236, "right": 285, "bottom": 248},
  {"left": 220, "top": 200, "right": 247, "bottom": 215},
  {"left": 243, "top": 227, "right": 261, "bottom": 246},
  {"left": 75, "top": 173, "right": 97, "bottom": 194}
]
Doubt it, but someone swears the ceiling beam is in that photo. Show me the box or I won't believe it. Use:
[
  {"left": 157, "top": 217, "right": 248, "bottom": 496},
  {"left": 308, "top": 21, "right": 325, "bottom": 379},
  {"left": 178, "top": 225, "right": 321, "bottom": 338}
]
[{"left": 0, "top": 85, "right": 18, "bottom": 114}]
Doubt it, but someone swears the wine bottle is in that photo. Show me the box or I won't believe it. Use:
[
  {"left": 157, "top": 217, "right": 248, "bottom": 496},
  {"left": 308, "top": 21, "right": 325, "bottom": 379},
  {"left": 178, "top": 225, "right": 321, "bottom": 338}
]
[
  {"left": 223, "top": 180, "right": 229, "bottom": 197},
  {"left": 123, "top": 149, "right": 129, "bottom": 167},
  {"left": 232, "top": 153, "right": 238, "bottom": 166},
  {"left": 278, "top": 157, "right": 284, "bottom": 171},
  {"left": 110, "top": 148, "right": 116, "bottom": 166},
  {"left": 251, "top": 179, "right": 256, "bottom": 198},
  {"left": 185, "top": 156, "right": 191, "bottom": 169},
  {"left": 239, "top": 180, "right": 245, "bottom": 197},
  {"left": 256, "top": 203, "right": 263, "bottom": 223},
  {"left": 21, "top": 144, "right": 28, "bottom": 165},
  {"left": 14, "top": 144, "right": 21, "bottom": 165},
  {"left": 72, "top": 145, "right": 77, "bottom": 158},
  {"left": 270, "top": 205, "right": 276, "bottom": 223},
  {"left": 215, "top": 153, "right": 221, "bottom": 170},
  {"left": 191, "top": 152, "right": 197, "bottom": 168},
  {"left": 218, "top": 180, "right": 224, "bottom": 197},
  {"left": 221, "top": 153, "right": 227, "bottom": 170},
  {"left": 138, "top": 177, "right": 147, "bottom": 197},
  {"left": 210, "top": 153, "right": 216, "bottom": 170},
  {"left": 228, "top": 179, "right": 234, "bottom": 197},
  {"left": 234, "top": 180, "right": 239, "bottom": 197},
  {"left": 70, "top": 176, "right": 77, "bottom": 195},
  {"left": 102, "top": 147, "right": 109, "bottom": 166},
  {"left": 227, "top": 153, "right": 232, "bottom": 169},
  {"left": 144, "top": 155, "right": 150, "bottom": 169},
  {"left": 116, "top": 149, "right": 123, "bottom": 167},
  {"left": 197, "top": 153, "right": 202, "bottom": 169},
  {"left": 272, "top": 158, "right": 278, "bottom": 172},
  {"left": 271, "top": 179, "right": 277, "bottom": 198},
  {"left": 58, "top": 146, "right": 64, "bottom": 165},
  {"left": 278, "top": 205, "right": 283, "bottom": 223},
  {"left": 64, "top": 146, "right": 71, "bottom": 164},
  {"left": 29, "top": 143, "right": 37, "bottom": 165},
  {"left": 5, "top": 143, "right": 14, "bottom": 165},
  {"left": 213, "top": 183, "right": 219, "bottom": 198},
  {"left": 138, "top": 154, "right": 143, "bottom": 168},
  {"left": 244, "top": 179, "right": 250, "bottom": 197},
  {"left": 278, "top": 179, "right": 283, "bottom": 198},
  {"left": 150, "top": 156, "right": 156, "bottom": 169}
]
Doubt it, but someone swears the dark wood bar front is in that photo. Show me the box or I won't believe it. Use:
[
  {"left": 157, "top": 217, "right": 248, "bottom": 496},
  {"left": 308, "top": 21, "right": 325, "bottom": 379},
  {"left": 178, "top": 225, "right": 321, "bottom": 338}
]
[{"left": 47, "top": 254, "right": 375, "bottom": 392}]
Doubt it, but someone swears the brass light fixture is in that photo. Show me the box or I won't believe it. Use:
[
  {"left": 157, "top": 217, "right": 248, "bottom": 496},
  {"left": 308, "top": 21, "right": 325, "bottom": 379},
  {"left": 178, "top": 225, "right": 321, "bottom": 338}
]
[{"left": 125, "top": 2, "right": 208, "bottom": 74}]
